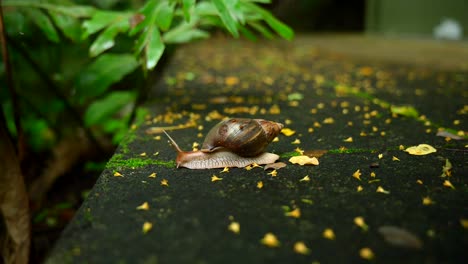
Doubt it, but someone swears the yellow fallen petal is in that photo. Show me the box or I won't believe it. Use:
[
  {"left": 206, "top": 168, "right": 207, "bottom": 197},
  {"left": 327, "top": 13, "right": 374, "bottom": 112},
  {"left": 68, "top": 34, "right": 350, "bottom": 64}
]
[
  {"left": 378, "top": 153, "right": 383, "bottom": 159},
  {"left": 300, "top": 175, "right": 310, "bottom": 182},
  {"left": 359, "top": 247, "right": 374, "bottom": 260},
  {"left": 293, "top": 241, "right": 310, "bottom": 255},
  {"left": 114, "top": 171, "right": 123, "bottom": 177},
  {"left": 136, "top": 202, "right": 150, "bottom": 211},
  {"left": 257, "top": 181, "right": 264, "bottom": 189},
  {"left": 267, "top": 169, "right": 278, "bottom": 177},
  {"left": 148, "top": 172, "right": 157, "bottom": 178},
  {"left": 422, "top": 196, "right": 433, "bottom": 205},
  {"left": 354, "top": 216, "right": 369, "bottom": 231},
  {"left": 211, "top": 175, "right": 223, "bottom": 182},
  {"left": 221, "top": 167, "right": 230, "bottom": 173},
  {"left": 139, "top": 152, "right": 147, "bottom": 157},
  {"left": 353, "top": 169, "right": 362, "bottom": 181},
  {"left": 291, "top": 138, "right": 301, "bottom": 144},
  {"left": 281, "top": 128, "right": 296, "bottom": 136},
  {"left": 404, "top": 144, "right": 437, "bottom": 155},
  {"left": 285, "top": 208, "right": 301, "bottom": 218},
  {"left": 461, "top": 219, "right": 468, "bottom": 229},
  {"left": 228, "top": 222, "right": 240, "bottom": 234},
  {"left": 370, "top": 172, "right": 376, "bottom": 177},
  {"left": 357, "top": 185, "right": 364, "bottom": 192},
  {"left": 416, "top": 179, "right": 423, "bottom": 185},
  {"left": 343, "top": 137, "right": 353, "bottom": 142},
  {"left": 261, "top": 233, "right": 280, "bottom": 247},
  {"left": 376, "top": 186, "right": 390, "bottom": 194},
  {"left": 392, "top": 156, "right": 400, "bottom": 161},
  {"left": 289, "top": 156, "right": 319, "bottom": 166},
  {"left": 294, "top": 147, "right": 304, "bottom": 155},
  {"left": 161, "top": 179, "right": 169, "bottom": 186},
  {"left": 323, "top": 228, "right": 335, "bottom": 240},
  {"left": 443, "top": 180, "right": 455, "bottom": 189},
  {"left": 142, "top": 222, "right": 153, "bottom": 234}
]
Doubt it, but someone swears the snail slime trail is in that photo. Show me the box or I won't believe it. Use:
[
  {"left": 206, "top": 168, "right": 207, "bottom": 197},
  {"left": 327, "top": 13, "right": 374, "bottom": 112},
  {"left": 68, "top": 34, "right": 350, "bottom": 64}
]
[{"left": 163, "top": 118, "right": 283, "bottom": 169}]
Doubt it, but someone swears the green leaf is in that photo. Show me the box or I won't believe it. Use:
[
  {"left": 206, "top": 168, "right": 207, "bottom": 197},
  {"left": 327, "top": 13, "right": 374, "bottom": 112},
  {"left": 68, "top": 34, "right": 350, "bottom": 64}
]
[
  {"left": 145, "top": 28, "right": 165, "bottom": 70},
  {"left": 242, "top": 2, "right": 293, "bottom": 40},
  {"left": 84, "top": 91, "right": 135, "bottom": 126},
  {"left": 390, "top": 105, "right": 419, "bottom": 118},
  {"left": 212, "top": 0, "right": 239, "bottom": 37},
  {"left": 238, "top": 24, "right": 257, "bottom": 41},
  {"left": 75, "top": 54, "right": 138, "bottom": 99},
  {"left": 23, "top": 9, "right": 59, "bottom": 42},
  {"left": 182, "top": 0, "right": 195, "bottom": 21},
  {"left": 164, "top": 28, "right": 209, "bottom": 43},
  {"left": 48, "top": 11, "right": 82, "bottom": 42},
  {"left": 89, "top": 24, "right": 120, "bottom": 57},
  {"left": 155, "top": 1, "right": 175, "bottom": 31},
  {"left": 82, "top": 10, "right": 124, "bottom": 37},
  {"left": 249, "top": 21, "right": 273, "bottom": 39}
]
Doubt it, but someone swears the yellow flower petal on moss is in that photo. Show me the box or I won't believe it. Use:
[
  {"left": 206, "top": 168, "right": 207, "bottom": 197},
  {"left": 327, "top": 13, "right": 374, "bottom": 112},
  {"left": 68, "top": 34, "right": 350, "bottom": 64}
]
[
  {"left": 443, "top": 180, "right": 455, "bottom": 189},
  {"left": 354, "top": 216, "right": 369, "bottom": 231},
  {"left": 294, "top": 147, "right": 304, "bottom": 155},
  {"left": 285, "top": 208, "right": 301, "bottom": 218},
  {"left": 272, "top": 136, "right": 279, "bottom": 142},
  {"left": 353, "top": 169, "right": 362, "bottom": 181},
  {"left": 251, "top": 163, "right": 261, "bottom": 168},
  {"left": 300, "top": 175, "right": 310, "bottom": 182},
  {"left": 221, "top": 167, "right": 230, "bottom": 173},
  {"left": 416, "top": 179, "right": 423, "bottom": 185},
  {"left": 211, "top": 175, "right": 223, "bottom": 182},
  {"left": 422, "top": 196, "right": 433, "bottom": 205},
  {"left": 357, "top": 185, "right": 364, "bottom": 192},
  {"left": 148, "top": 172, "right": 157, "bottom": 178},
  {"left": 136, "top": 202, "right": 150, "bottom": 211},
  {"left": 257, "top": 181, "right": 264, "bottom": 189},
  {"left": 114, "top": 171, "right": 123, "bottom": 177},
  {"left": 261, "top": 233, "right": 280, "bottom": 247},
  {"left": 245, "top": 165, "right": 253, "bottom": 170},
  {"left": 142, "top": 222, "right": 153, "bottom": 234},
  {"left": 268, "top": 170, "right": 278, "bottom": 177},
  {"left": 404, "top": 144, "right": 437, "bottom": 155},
  {"left": 139, "top": 152, "right": 147, "bottom": 157},
  {"left": 343, "top": 137, "right": 353, "bottom": 142},
  {"left": 281, "top": 128, "right": 296, "bottom": 136},
  {"left": 228, "top": 222, "right": 240, "bottom": 234},
  {"left": 370, "top": 172, "right": 376, "bottom": 178},
  {"left": 359, "top": 247, "right": 374, "bottom": 260},
  {"left": 399, "top": 145, "right": 405, "bottom": 150},
  {"left": 323, "top": 228, "right": 335, "bottom": 240},
  {"left": 392, "top": 156, "right": 400, "bottom": 161},
  {"left": 378, "top": 154, "right": 383, "bottom": 159},
  {"left": 293, "top": 241, "right": 310, "bottom": 255},
  {"left": 291, "top": 138, "right": 301, "bottom": 144},
  {"left": 376, "top": 186, "right": 390, "bottom": 194},
  {"left": 161, "top": 179, "right": 169, "bottom": 186},
  {"left": 289, "top": 156, "right": 319, "bottom": 166}
]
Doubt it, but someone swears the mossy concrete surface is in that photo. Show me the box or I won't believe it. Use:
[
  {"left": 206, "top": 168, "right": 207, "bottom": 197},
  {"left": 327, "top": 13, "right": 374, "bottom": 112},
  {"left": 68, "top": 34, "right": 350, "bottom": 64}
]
[{"left": 47, "top": 34, "right": 467, "bottom": 264}]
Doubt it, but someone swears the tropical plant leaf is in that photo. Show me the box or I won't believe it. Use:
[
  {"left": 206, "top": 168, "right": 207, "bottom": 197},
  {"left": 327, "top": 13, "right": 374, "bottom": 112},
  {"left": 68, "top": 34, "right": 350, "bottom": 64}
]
[
  {"left": 23, "top": 8, "right": 60, "bottom": 42},
  {"left": 249, "top": 21, "right": 274, "bottom": 39},
  {"left": 48, "top": 11, "right": 82, "bottom": 42},
  {"left": 75, "top": 54, "right": 138, "bottom": 99},
  {"left": 242, "top": 2, "right": 293, "bottom": 40},
  {"left": 89, "top": 25, "right": 119, "bottom": 57},
  {"left": 155, "top": 1, "right": 175, "bottom": 31},
  {"left": 84, "top": 91, "right": 135, "bottom": 126},
  {"left": 145, "top": 28, "right": 165, "bottom": 70},
  {"left": 212, "top": 0, "right": 239, "bottom": 37},
  {"left": 238, "top": 24, "right": 257, "bottom": 41},
  {"left": 163, "top": 28, "right": 209, "bottom": 44},
  {"left": 182, "top": 0, "right": 195, "bottom": 21},
  {"left": 82, "top": 10, "right": 125, "bottom": 37}
]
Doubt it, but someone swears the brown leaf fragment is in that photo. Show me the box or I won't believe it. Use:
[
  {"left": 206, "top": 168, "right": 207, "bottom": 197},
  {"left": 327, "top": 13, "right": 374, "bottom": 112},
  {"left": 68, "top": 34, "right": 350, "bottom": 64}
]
[
  {"left": 436, "top": 130, "right": 463, "bottom": 140},
  {"left": 303, "top": 149, "right": 328, "bottom": 158},
  {"left": 378, "top": 226, "right": 423, "bottom": 249},
  {"left": 264, "top": 162, "right": 287, "bottom": 170}
]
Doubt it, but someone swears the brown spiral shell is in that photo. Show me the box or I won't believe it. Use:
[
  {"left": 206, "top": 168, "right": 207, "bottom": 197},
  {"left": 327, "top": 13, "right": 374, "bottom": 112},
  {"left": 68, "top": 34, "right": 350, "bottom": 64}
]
[{"left": 201, "top": 118, "right": 283, "bottom": 157}]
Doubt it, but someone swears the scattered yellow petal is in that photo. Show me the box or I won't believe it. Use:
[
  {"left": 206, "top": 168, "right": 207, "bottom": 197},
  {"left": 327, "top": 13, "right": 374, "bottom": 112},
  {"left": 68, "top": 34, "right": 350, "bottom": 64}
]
[
  {"left": 357, "top": 185, "right": 364, "bottom": 192},
  {"left": 293, "top": 241, "right": 310, "bottom": 255},
  {"left": 269, "top": 104, "right": 281, "bottom": 114},
  {"left": 404, "top": 144, "right": 437, "bottom": 155},
  {"left": 148, "top": 172, "right": 157, "bottom": 178},
  {"left": 323, "top": 117, "right": 335, "bottom": 124},
  {"left": 294, "top": 147, "right": 304, "bottom": 155},
  {"left": 268, "top": 169, "right": 278, "bottom": 177},
  {"left": 343, "top": 137, "right": 353, "bottom": 142},
  {"left": 139, "top": 152, "right": 147, "bottom": 157},
  {"left": 142, "top": 222, "right": 153, "bottom": 234},
  {"left": 161, "top": 179, "right": 169, "bottom": 186},
  {"left": 245, "top": 165, "right": 253, "bottom": 170},
  {"left": 392, "top": 156, "right": 400, "bottom": 161},
  {"left": 153, "top": 152, "right": 159, "bottom": 156},
  {"left": 378, "top": 153, "right": 383, "bottom": 159},
  {"left": 353, "top": 169, "right": 362, "bottom": 181},
  {"left": 228, "top": 222, "right": 240, "bottom": 234},
  {"left": 285, "top": 208, "right": 301, "bottom": 218},
  {"left": 461, "top": 219, "right": 468, "bottom": 229},
  {"left": 370, "top": 172, "right": 376, "bottom": 178},
  {"left": 300, "top": 175, "right": 310, "bottom": 182},
  {"left": 291, "top": 138, "right": 301, "bottom": 144},
  {"left": 443, "top": 180, "right": 455, "bottom": 189},
  {"left": 281, "top": 128, "right": 296, "bottom": 136},
  {"left": 376, "top": 186, "right": 390, "bottom": 194},
  {"left": 359, "top": 247, "right": 374, "bottom": 260},
  {"left": 289, "top": 156, "right": 319, "bottom": 166},
  {"left": 225, "top": 76, "right": 239, "bottom": 86},
  {"left": 261, "top": 233, "right": 280, "bottom": 247},
  {"left": 136, "top": 202, "right": 150, "bottom": 210},
  {"left": 272, "top": 136, "right": 279, "bottom": 142},
  {"left": 354, "top": 217, "right": 369, "bottom": 231},
  {"left": 251, "top": 163, "right": 261, "bottom": 168},
  {"left": 257, "top": 181, "right": 264, "bottom": 189},
  {"left": 114, "top": 171, "right": 123, "bottom": 177},
  {"left": 422, "top": 197, "right": 433, "bottom": 205},
  {"left": 221, "top": 167, "right": 229, "bottom": 173},
  {"left": 211, "top": 175, "right": 223, "bottom": 182},
  {"left": 416, "top": 179, "right": 423, "bottom": 184},
  {"left": 323, "top": 228, "right": 335, "bottom": 240},
  {"left": 441, "top": 159, "right": 452, "bottom": 177}
]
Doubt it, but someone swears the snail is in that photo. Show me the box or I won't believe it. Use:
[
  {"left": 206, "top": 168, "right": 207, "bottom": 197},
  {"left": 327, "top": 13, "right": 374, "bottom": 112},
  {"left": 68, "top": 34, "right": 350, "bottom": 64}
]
[{"left": 163, "top": 118, "right": 283, "bottom": 169}]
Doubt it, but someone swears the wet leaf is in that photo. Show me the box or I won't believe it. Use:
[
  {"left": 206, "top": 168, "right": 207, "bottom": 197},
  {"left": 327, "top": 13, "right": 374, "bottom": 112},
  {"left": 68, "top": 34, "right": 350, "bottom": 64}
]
[
  {"left": 378, "top": 226, "right": 423, "bottom": 249},
  {"left": 404, "top": 144, "right": 436, "bottom": 155},
  {"left": 436, "top": 130, "right": 464, "bottom": 140},
  {"left": 391, "top": 105, "right": 419, "bottom": 118},
  {"left": 289, "top": 156, "right": 319, "bottom": 166}
]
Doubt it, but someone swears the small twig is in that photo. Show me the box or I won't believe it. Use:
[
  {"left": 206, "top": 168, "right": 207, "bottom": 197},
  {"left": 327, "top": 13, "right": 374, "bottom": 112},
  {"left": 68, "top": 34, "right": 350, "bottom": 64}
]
[{"left": 0, "top": 1, "right": 25, "bottom": 158}]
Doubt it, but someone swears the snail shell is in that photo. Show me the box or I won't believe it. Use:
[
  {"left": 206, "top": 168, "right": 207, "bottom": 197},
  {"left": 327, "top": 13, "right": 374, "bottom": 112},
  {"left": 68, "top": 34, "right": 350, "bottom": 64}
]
[
  {"left": 163, "top": 118, "right": 283, "bottom": 169},
  {"left": 201, "top": 118, "right": 283, "bottom": 157}
]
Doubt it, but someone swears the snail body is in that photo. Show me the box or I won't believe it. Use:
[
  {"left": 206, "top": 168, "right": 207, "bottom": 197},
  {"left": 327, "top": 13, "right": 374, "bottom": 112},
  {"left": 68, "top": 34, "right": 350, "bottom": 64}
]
[{"left": 164, "top": 118, "right": 283, "bottom": 169}]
